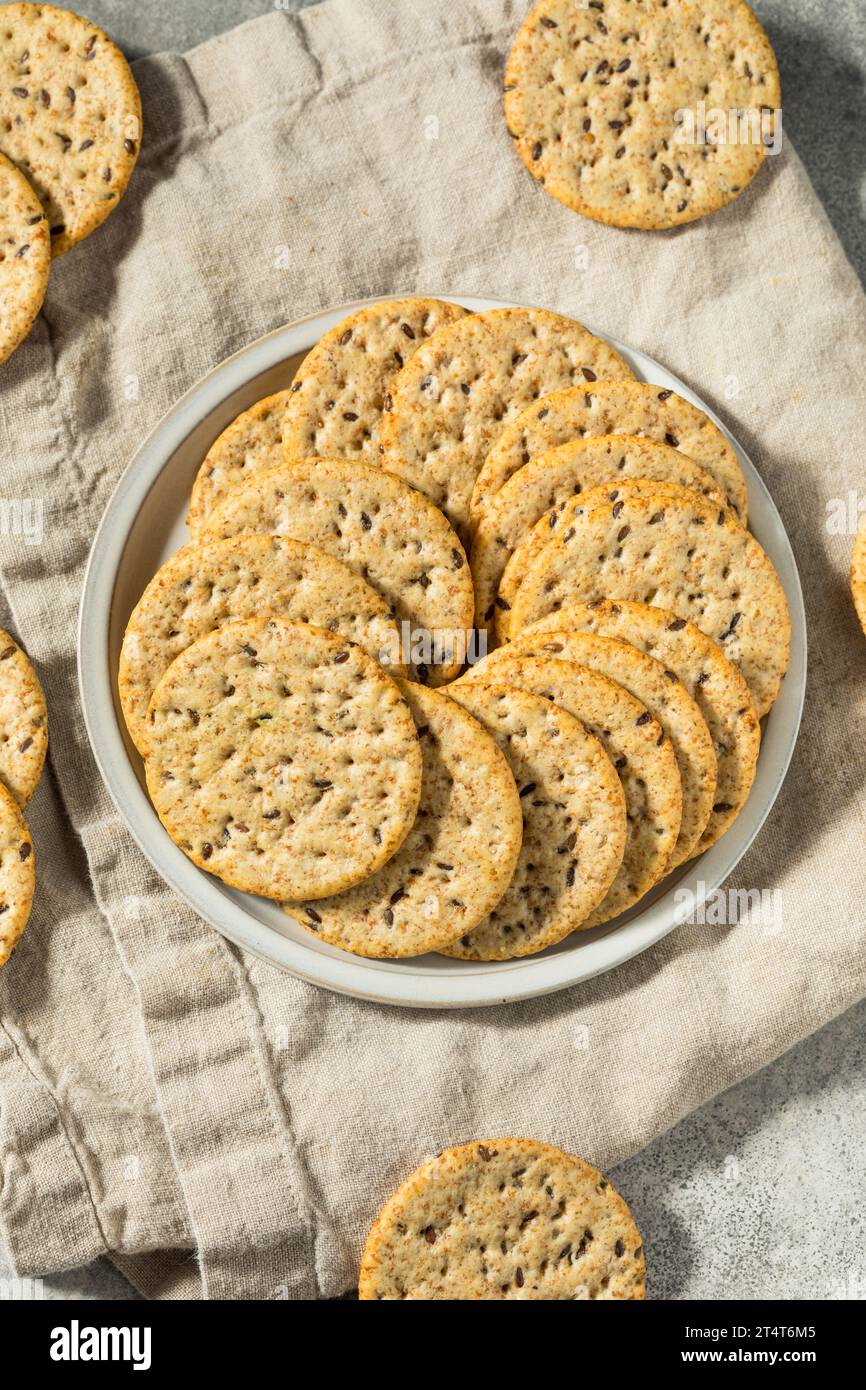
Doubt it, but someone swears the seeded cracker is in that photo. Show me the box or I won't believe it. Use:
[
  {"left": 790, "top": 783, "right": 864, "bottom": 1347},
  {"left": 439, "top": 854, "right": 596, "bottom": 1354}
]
[
  {"left": 202, "top": 458, "right": 473, "bottom": 686},
  {"left": 483, "top": 630, "right": 714, "bottom": 868},
  {"left": 380, "top": 307, "right": 634, "bottom": 541},
  {"left": 494, "top": 476, "right": 729, "bottom": 643},
  {"left": 281, "top": 298, "right": 468, "bottom": 466},
  {"left": 852, "top": 521, "right": 866, "bottom": 638},
  {"left": 286, "top": 682, "right": 523, "bottom": 958},
  {"left": 0, "top": 629, "right": 47, "bottom": 807},
  {"left": 0, "top": 4, "right": 142, "bottom": 256},
  {"left": 504, "top": 0, "right": 780, "bottom": 231},
  {"left": 442, "top": 679, "right": 626, "bottom": 958},
  {"left": 0, "top": 151, "right": 49, "bottom": 364},
  {"left": 471, "top": 434, "right": 725, "bottom": 639},
  {"left": 144, "top": 619, "right": 422, "bottom": 901},
  {"left": 188, "top": 391, "right": 295, "bottom": 538},
  {"left": 456, "top": 657, "right": 681, "bottom": 932},
  {"left": 359, "top": 1138, "right": 645, "bottom": 1300},
  {"left": 119, "top": 535, "right": 406, "bottom": 757},
  {"left": 470, "top": 381, "right": 749, "bottom": 530},
  {"left": 0, "top": 779, "right": 36, "bottom": 968},
  {"left": 508, "top": 490, "right": 790, "bottom": 717},
  {"left": 525, "top": 600, "right": 760, "bottom": 851}
]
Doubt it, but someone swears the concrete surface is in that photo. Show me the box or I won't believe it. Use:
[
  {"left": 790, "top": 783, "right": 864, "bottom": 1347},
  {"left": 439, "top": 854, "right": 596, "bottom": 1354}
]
[{"left": 5, "top": 0, "right": 863, "bottom": 1302}]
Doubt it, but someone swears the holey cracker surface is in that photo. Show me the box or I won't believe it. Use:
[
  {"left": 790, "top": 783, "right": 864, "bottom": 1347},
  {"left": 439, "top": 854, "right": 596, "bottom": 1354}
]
[
  {"left": 359, "top": 1139, "right": 645, "bottom": 1300},
  {"left": 470, "top": 434, "right": 726, "bottom": 636},
  {"left": 144, "top": 619, "right": 422, "bottom": 901},
  {"left": 443, "top": 680, "right": 626, "bottom": 960},
  {"left": 526, "top": 600, "right": 761, "bottom": 851},
  {"left": 471, "top": 381, "right": 748, "bottom": 529},
  {"left": 483, "top": 629, "right": 715, "bottom": 869},
  {"left": 505, "top": 0, "right": 779, "bottom": 230},
  {"left": 0, "top": 151, "right": 49, "bottom": 365},
  {"left": 119, "top": 535, "right": 406, "bottom": 756},
  {"left": 495, "top": 477, "right": 728, "bottom": 643},
  {"left": 379, "top": 307, "right": 633, "bottom": 541},
  {"left": 202, "top": 458, "right": 473, "bottom": 686},
  {"left": 287, "top": 682, "right": 523, "bottom": 959},
  {"left": 458, "top": 656, "right": 681, "bottom": 929},
  {"left": 508, "top": 490, "right": 791, "bottom": 717},
  {"left": 281, "top": 298, "right": 468, "bottom": 466},
  {"left": 188, "top": 391, "right": 294, "bottom": 538},
  {"left": 0, "top": 4, "right": 142, "bottom": 256}
]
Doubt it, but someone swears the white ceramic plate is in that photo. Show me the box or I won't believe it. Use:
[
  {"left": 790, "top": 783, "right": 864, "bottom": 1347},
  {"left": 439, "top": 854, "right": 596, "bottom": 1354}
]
[{"left": 78, "top": 294, "right": 806, "bottom": 1009}]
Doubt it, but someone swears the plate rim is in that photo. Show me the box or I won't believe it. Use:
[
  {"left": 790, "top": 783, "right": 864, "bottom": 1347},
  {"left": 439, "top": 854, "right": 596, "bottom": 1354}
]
[{"left": 77, "top": 291, "right": 807, "bottom": 1009}]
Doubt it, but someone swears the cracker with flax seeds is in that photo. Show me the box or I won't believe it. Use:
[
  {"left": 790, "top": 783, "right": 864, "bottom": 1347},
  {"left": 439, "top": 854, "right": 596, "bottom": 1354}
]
[
  {"left": 0, "top": 779, "right": 36, "bottom": 968},
  {"left": 144, "top": 619, "right": 422, "bottom": 901},
  {"left": 119, "top": 535, "right": 407, "bottom": 757},
  {"left": 471, "top": 434, "right": 725, "bottom": 640},
  {"left": 202, "top": 458, "right": 473, "bottom": 686},
  {"left": 0, "top": 4, "right": 142, "bottom": 256},
  {"left": 379, "top": 307, "right": 634, "bottom": 542},
  {"left": 456, "top": 657, "right": 681, "bottom": 935},
  {"left": 470, "top": 380, "right": 748, "bottom": 529},
  {"left": 281, "top": 297, "right": 468, "bottom": 467},
  {"left": 0, "top": 629, "right": 47, "bottom": 807},
  {"left": 188, "top": 391, "right": 295, "bottom": 539},
  {"left": 441, "top": 679, "right": 626, "bottom": 960},
  {"left": 508, "top": 490, "right": 790, "bottom": 717},
  {"left": 504, "top": 0, "right": 780, "bottom": 231},
  {"left": 286, "top": 681, "right": 523, "bottom": 958},
  {"left": 359, "top": 1138, "right": 645, "bottom": 1300},
  {"left": 492, "top": 473, "right": 729, "bottom": 644},
  {"left": 0, "top": 151, "right": 49, "bottom": 364},
  {"left": 481, "top": 629, "right": 714, "bottom": 870},
  {"left": 525, "top": 600, "right": 760, "bottom": 852},
  {"left": 852, "top": 520, "right": 866, "bottom": 638}
]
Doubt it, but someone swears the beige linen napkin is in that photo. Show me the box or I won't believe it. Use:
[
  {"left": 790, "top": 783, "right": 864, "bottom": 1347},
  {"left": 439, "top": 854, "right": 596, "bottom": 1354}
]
[{"left": 0, "top": 0, "right": 864, "bottom": 1300}]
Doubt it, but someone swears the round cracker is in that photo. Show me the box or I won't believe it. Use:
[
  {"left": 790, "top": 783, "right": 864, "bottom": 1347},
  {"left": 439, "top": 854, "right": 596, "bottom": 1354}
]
[
  {"left": 119, "top": 535, "right": 407, "bottom": 757},
  {"left": 495, "top": 477, "right": 728, "bottom": 643},
  {"left": 287, "top": 681, "right": 523, "bottom": 958},
  {"left": 359, "top": 1138, "right": 645, "bottom": 1301},
  {"left": 0, "top": 4, "right": 142, "bottom": 257},
  {"left": 144, "top": 619, "right": 422, "bottom": 901},
  {"left": 281, "top": 297, "right": 468, "bottom": 467},
  {"left": 441, "top": 679, "right": 626, "bottom": 958},
  {"left": 490, "top": 630, "right": 714, "bottom": 869},
  {"left": 379, "top": 307, "right": 634, "bottom": 541},
  {"left": 0, "top": 151, "right": 49, "bottom": 364},
  {"left": 0, "top": 780, "right": 36, "bottom": 968},
  {"left": 188, "top": 391, "right": 294, "bottom": 539},
  {"left": 470, "top": 380, "right": 748, "bottom": 529},
  {"left": 505, "top": 0, "right": 780, "bottom": 231},
  {"left": 852, "top": 520, "right": 866, "bottom": 638},
  {"left": 525, "top": 599, "right": 760, "bottom": 851},
  {"left": 471, "top": 435, "right": 726, "bottom": 637},
  {"left": 0, "top": 629, "right": 48, "bottom": 807},
  {"left": 508, "top": 490, "right": 790, "bottom": 717},
  {"left": 202, "top": 457, "right": 473, "bottom": 687}
]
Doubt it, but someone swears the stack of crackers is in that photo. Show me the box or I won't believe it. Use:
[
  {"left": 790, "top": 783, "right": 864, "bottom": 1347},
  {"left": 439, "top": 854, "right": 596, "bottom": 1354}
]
[
  {"left": 0, "top": 4, "right": 141, "bottom": 365},
  {"left": 121, "top": 295, "right": 792, "bottom": 964}
]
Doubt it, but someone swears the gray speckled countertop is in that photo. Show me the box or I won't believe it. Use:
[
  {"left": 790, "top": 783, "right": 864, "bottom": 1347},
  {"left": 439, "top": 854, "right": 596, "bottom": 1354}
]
[{"left": 5, "top": 0, "right": 864, "bottom": 1302}]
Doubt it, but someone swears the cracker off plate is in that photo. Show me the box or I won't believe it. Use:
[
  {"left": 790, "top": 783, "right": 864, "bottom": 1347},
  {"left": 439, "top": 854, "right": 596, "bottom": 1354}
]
[{"left": 78, "top": 295, "right": 806, "bottom": 1009}]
